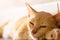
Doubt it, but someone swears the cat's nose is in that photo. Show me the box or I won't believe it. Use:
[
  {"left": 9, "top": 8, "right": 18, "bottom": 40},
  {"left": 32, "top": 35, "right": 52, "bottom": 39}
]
[{"left": 31, "top": 29, "right": 37, "bottom": 35}]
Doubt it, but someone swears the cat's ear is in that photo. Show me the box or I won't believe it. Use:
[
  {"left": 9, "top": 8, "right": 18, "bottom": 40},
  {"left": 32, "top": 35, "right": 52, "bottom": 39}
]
[{"left": 25, "top": 2, "right": 37, "bottom": 16}]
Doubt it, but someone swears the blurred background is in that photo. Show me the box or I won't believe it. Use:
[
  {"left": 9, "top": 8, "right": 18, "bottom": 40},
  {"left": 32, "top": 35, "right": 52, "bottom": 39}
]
[
  {"left": 0, "top": 0, "right": 60, "bottom": 25},
  {"left": 0, "top": 0, "right": 60, "bottom": 8}
]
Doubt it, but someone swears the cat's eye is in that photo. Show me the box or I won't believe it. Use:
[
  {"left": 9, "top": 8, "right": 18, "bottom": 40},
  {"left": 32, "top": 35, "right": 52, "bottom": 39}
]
[
  {"left": 30, "top": 22, "right": 34, "bottom": 25},
  {"left": 40, "top": 26, "right": 46, "bottom": 28}
]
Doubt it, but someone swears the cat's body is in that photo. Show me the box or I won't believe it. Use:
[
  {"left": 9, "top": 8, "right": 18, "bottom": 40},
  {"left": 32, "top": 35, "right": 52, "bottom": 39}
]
[{"left": 3, "top": 3, "right": 56, "bottom": 40}]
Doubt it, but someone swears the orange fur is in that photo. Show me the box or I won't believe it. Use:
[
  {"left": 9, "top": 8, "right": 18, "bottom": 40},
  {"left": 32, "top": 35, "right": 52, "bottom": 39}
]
[
  {"left": 13, "top": 3, "right": 56, "bottom": 40},
  {"left": 3, "top": 3, "right": 56, "bottom": 40}
]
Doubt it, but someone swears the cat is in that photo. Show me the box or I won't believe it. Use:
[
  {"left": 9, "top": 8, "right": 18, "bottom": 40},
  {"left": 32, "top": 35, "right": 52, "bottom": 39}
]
[
  {"left": 12, "top": 3, "right": 56, "bottom": 40},
  {"left": 54, "top": 12, "right": 60, "bottom": 28},
  {"left": 3, "top": 2, "right": 56, "bottom": 40}
]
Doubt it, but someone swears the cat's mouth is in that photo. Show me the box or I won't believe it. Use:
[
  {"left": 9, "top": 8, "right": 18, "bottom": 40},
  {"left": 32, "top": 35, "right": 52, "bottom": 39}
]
[{"left": 31, "top": 28, "right": 40, "bottom": 37}]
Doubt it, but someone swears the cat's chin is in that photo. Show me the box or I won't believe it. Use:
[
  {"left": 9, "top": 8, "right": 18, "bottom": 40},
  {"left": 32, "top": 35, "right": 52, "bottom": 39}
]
[
  {"left": 28, "top": 31, "right": 37, "bottom": 40},
  {"left": 30, "top": 34, "right": 37, "bottom": 40},
  {"left": 30, "top": 33, "right": 37, "bottom": 39},
  {"left": 32, "top": 35, "right": 38, "bottom": 40},
  {"left": 31, "top": 33, "right": 37, "bottom": 39}
]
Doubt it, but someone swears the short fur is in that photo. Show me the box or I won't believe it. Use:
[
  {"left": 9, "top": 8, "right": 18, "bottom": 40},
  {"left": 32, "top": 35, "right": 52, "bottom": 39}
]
[{"left": 3, "top": 3, "right": 56, "bottom": 40}]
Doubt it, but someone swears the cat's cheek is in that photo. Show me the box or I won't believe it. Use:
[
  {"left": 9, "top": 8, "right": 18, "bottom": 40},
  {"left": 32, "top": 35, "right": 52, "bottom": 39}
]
[{"left": 32, "top": 28, "right": 47, "bottom": 38}]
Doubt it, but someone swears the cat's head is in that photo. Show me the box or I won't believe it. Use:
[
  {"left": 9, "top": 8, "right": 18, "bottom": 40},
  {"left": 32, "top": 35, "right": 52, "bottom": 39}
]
[{"left": 26, "top": 3, "right": 56, "bottom": 38}]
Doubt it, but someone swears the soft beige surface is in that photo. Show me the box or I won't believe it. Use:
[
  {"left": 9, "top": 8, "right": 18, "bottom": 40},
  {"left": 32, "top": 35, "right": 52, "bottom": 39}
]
[
  {"left": 0, "top": 0, "right": 60, "bottom": 8},
  {"left": 0, "top": 0, "right": 60, "bottom": 12}
]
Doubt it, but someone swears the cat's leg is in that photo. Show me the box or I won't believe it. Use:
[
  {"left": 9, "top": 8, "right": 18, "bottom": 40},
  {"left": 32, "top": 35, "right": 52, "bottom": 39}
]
[
  {"left": 3, "top": 22, "right": 15, "bottom": 40},
  {"left": 3, "top": 27, "right": 13, "bottom": 40},
  {"left": 0, "top": 21, "right": 9, "bottom": 38},
  {"left": 45, "top": 28, "right": 60, "bottom": 40}
]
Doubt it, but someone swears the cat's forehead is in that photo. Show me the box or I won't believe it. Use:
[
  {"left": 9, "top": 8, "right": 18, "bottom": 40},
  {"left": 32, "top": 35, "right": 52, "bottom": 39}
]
[{"left": 27, "top": 15, "right": 36, "bottom": 20}]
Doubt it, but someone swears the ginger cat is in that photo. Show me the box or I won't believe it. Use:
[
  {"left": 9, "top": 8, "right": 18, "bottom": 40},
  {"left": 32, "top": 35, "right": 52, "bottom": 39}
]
[
  {"left": 13, "top": 3, "right": 56, "bottom": 40},
  {"left": 3, "top": 3, "right": 56, "bottom": 40}
]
